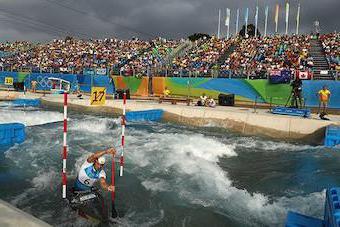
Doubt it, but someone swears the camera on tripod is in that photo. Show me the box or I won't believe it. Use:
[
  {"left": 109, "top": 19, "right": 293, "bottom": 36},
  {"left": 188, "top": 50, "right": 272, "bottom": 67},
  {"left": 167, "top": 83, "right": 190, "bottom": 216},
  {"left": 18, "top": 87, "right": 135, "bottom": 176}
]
[{"left": 286, "top": 78, "right": 303, "bottom": 108}]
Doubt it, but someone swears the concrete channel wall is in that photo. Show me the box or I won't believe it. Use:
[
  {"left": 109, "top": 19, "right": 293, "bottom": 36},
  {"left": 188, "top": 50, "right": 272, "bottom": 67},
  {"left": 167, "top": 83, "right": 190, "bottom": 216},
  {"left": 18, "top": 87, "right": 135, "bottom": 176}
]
[
  {"left": 0, "top": 199, "right": 51, "bottom": 227},
  {"left": 40, "top": 95, "right": 340, "bottom": 144}
]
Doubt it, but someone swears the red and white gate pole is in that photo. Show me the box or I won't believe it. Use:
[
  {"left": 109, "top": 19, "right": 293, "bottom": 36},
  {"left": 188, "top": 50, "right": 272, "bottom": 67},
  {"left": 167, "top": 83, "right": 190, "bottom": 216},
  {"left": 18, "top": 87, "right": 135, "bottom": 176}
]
[
  {"left": 62, "top": 93, "right": 68, "bottom": 198},
  {"left": 120, "top": 92, "right": 126, "bottom": 176}
]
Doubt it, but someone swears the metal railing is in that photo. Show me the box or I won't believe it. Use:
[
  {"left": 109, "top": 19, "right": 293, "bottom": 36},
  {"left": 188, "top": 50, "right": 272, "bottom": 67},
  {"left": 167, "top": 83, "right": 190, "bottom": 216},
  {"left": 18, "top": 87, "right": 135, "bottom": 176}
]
[{"left": 0, "top": 65, "right": 338, "bottom": 80}]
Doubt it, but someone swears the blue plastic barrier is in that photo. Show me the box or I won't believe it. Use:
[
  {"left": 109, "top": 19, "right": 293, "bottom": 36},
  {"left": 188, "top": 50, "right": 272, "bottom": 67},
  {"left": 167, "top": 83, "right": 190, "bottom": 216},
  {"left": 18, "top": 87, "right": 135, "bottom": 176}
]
[
  {"left": 285, "top": 211, "right": 323, "bottom": 227},
  {"left": 324, "top": 126, "right": 340, "bottom": 148},
  {"left": 325, "top": 188, "right": 340, "bottom": 227},
  {"left": 0, "top": 72, "right": 19, "bottom": 85},
  {"left": 272, "top": 106, "right": 311, "bottom": 118},
  {"left": 11, "top": 99, "right": 41, "bottom": 107},
  {"left": 77, "top": 75, "right": 115, "bottom": 94},
  {"left": 0, "top": 123, "right": 25, "bottom": 148},
  {"left": 126, "top": 109, "right": 164, "bottom": 122},
  {"left": 286, "top": 187, "right": 340, "bottom": 227}
]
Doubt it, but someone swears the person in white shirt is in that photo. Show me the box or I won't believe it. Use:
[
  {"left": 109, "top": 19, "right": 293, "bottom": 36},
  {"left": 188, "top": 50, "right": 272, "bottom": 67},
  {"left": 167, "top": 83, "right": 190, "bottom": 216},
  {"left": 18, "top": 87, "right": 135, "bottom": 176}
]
[
  {"left": 207, "top": 97, "right": 216, "bottom": 108},
  {"left": 74, "top": 148, "right": 116, "bottom": 192},
  {"left": 198, "top": 93, "right": 208, "bottom": 106}
]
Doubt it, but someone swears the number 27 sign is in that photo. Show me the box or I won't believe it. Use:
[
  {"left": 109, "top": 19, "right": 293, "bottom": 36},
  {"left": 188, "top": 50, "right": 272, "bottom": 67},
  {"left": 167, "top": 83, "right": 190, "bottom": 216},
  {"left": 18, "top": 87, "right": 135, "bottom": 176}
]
[{"left": 90, "top": 87, "right": 106, "bottom": 105}]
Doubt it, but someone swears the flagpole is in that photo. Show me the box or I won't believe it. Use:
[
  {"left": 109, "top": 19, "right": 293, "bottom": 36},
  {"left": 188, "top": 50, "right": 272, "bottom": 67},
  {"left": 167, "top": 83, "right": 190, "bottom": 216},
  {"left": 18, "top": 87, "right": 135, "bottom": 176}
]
[
  {"left": 255, "top": 5, "right": 259, "bottom": 37},
  {"left": 218, "top": 9, "right": 221, "bottom": 39},
  {"left": 245, "top": 8, "right": 249, "bottom": 37},
  {"left": 235, "top": 9, "right": 239, "bottom": 36},
  {"left": 264, "top": 6, "right": 269, "bottom": 36},
  {"left": 296, "top": 2, "right": 301, "bottom": 35}
]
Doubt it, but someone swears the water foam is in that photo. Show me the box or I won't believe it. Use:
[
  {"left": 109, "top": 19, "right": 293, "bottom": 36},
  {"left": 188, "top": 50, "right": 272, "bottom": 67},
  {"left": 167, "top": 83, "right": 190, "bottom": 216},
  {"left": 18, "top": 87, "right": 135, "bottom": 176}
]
[
  {"left": 228, "top": 136, "right": 317, "bottom": 152},
  {"left": 125, "top": 129, "right": 324, "bottom": 226},
  {"left": 70, "top": 117, "right": 120, "bottom": 134},
  {"left": 0, "top": 108, "right": 63, "bottom": 126}
]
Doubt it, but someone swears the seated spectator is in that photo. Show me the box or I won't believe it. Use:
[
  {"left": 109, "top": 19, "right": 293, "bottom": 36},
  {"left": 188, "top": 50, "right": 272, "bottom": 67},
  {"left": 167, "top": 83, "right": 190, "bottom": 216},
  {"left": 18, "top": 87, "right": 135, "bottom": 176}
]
[
  {"left": 206, "top": 96, "right": 216, "bottom": 108},
  {"left": 197, "top": 93, "right": 207, "bottom": 106}
]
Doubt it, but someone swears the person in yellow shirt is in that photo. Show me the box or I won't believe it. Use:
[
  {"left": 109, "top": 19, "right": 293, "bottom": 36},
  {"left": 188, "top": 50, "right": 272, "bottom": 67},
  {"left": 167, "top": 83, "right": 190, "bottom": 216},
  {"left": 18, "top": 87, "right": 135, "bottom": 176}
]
[
  {"left": 318, "top": 85, "right": 331, "bottom": 116},
  {"left": 163, "top": 86, "right": 171, "bottom": 97}
]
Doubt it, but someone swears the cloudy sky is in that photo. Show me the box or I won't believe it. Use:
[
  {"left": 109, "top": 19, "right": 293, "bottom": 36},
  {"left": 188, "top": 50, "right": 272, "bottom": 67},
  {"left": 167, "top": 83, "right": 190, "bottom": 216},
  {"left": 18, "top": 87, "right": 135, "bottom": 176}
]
[{"left": 0, "top": 0, "right": 339, "bottom": 41}]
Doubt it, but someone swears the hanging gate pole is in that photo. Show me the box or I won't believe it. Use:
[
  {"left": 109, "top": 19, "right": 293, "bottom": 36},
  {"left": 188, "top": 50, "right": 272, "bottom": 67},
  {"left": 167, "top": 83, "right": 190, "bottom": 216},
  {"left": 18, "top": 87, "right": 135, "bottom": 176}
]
[
  {"left": 62, "top": 93, "right": 68, "bottom": 199},
  {"left": 120, "top": 92, "right": 126, "bottom": 177}
]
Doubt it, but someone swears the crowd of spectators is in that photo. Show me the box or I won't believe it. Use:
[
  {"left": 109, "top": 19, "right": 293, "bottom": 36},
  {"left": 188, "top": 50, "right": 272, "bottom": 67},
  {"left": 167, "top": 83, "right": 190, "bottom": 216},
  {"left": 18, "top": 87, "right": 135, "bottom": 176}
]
[
  {"left": 0, "top": 38, "right": 182, "bottom": 75},
  {"left": 320, "top": 33, "right": 340, "bottom": 71},
  {"left": 221, "top": 35, "right": 313, "bottom": 78},
  {"left": 0, "top": 33, "right": 338, "bottom": 77}
]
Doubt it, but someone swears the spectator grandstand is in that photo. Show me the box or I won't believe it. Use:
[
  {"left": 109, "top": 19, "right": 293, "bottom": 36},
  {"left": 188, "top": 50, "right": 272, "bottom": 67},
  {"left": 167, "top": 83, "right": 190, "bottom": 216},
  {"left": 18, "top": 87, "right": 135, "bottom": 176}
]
[
  {"left": 320, "top": 33, "right": 340, "bottom": 71},
  {"left": 0, "top": 33, "right": 338, "bottom": 78}
]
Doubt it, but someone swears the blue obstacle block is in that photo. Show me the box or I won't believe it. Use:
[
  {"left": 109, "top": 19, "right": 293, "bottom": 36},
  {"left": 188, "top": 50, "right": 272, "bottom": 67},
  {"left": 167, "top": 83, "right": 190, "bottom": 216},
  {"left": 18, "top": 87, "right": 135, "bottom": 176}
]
[
  {"left": 12, "top": 99, "right": 41, "bottom": 107},
  {"left": 272, "top": 106, "right": 311, "bottom": 118},
  {"left": 324, "top": 188, "right": 340, "bottom": 227},
  {"left": 324, "top": 126, "right": 340, "bottom": 148},
  {"left": 0, "top": 123, "right": 25, "bottom": 148},
  {"left": 125, "top": 109, "right": 164, "bottom": 122},
  {"left": 285, "top": 211, "right": 323, "bottom": 227}
]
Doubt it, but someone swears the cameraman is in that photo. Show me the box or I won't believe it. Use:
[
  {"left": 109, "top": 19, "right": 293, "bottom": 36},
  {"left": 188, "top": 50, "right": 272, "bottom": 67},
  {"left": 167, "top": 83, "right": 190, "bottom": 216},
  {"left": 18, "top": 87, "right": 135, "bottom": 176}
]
[{"left": 290, "top": 77, "right": 303, "bottom": 108}]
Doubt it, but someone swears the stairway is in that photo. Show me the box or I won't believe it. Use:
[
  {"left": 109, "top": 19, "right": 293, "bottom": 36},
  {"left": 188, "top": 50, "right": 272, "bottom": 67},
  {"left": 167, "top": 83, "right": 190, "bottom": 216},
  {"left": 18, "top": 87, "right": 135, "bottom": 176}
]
[
  {"left": 164, "top": 40, "right": 192, "bottom": 65},
  {"left": 309, "top": 39, "right": 334, "bottom": 80},
  {"left": 212, "top": 44, "right": 237, "bottom": 69}
]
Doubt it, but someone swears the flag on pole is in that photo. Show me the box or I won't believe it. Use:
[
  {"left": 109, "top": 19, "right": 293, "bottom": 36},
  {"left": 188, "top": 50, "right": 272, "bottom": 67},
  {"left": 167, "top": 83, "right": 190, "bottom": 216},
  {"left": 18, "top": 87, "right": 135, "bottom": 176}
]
[
  {"left": 245, "top": 8, "right": 249, "bottom": 37},
  {"left": 285, "top": 2, "right": 290, "bottom": 35},
  {"left": 218, "top": 9, "right": 221, "bottom": 39},
  {"left": 255, "top": 6, "right": 259, "bottom": 37},
  {"left": 225, "top": 8, "right": 231, "bottom": 39},
  {"left": 264, "top": 6, "right": 269, "bottom": 36},
  {"left": 225, "top": 8, "right": 231, "bottom": 26},
  {"left": 296, "top": 3, "right": 301, "bottom": 34},
  {"left": 275, "top": 4, "right": 279, "bottom": 33},
  {"left": 235, "top": 8, "right": 240, "bottom": 36}
]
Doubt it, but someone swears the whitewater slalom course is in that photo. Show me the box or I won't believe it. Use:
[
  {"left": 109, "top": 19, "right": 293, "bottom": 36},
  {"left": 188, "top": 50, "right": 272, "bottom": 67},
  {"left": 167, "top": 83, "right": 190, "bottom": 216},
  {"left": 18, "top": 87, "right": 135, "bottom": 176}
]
[{"left": 1, "top": 91, "right": 340, "bottom": 226}]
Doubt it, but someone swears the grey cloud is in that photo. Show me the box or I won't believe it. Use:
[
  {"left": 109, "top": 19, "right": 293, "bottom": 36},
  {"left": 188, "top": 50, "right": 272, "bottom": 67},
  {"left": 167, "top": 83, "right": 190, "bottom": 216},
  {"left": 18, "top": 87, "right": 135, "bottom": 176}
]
[{"left": 0, "top": 0, "right": 338, "bottom": 41}]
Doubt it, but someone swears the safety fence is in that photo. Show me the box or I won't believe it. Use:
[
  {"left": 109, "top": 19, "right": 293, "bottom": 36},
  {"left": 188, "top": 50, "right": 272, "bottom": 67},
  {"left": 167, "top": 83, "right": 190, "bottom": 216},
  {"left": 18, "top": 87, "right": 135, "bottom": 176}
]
[
  {"left": 1, "top": 66, "right": 338, "bottom": 80},
  {"left": 0, "top": 72, "right": 115, "bottom": 94},
  {"left": 1, "top": 71, "right": 340, "bottom": 108}
]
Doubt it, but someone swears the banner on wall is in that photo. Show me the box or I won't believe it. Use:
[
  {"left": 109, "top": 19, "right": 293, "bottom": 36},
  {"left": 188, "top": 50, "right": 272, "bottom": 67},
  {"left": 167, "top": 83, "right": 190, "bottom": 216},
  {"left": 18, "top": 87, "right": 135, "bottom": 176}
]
[{"left": 24, "top": 73, "right": 78, "bottom": 91}]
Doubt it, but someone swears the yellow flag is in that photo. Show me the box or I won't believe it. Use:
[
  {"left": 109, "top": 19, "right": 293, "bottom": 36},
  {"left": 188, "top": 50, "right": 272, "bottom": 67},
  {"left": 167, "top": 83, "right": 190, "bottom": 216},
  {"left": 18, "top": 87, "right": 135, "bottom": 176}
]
[{"left": 90, "top": 87, "right": 106, "bottom": 106}]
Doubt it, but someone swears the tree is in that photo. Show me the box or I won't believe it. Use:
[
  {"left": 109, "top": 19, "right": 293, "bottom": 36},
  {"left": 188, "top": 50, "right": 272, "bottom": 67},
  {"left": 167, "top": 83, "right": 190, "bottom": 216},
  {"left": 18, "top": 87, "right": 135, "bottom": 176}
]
[
  {"left": 188, "top": 33, "right": 211, "bottom": 41},
  {"left": 239, "top": 24, "right": 261, "bottom": 37}
]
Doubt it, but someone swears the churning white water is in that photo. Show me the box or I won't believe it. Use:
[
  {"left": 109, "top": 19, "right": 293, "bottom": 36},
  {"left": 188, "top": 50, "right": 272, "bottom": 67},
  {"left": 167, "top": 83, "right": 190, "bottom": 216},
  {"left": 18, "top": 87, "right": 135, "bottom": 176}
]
[{"left": 1, "top": 108, "right": 337, "bottom": 226}]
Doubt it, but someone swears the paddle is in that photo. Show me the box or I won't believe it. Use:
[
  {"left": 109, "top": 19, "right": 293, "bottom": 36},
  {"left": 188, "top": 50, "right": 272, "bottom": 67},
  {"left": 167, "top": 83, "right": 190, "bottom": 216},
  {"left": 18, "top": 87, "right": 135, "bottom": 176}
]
[{"left": 111, "top": 152, "right": 118, "bottom": 218}]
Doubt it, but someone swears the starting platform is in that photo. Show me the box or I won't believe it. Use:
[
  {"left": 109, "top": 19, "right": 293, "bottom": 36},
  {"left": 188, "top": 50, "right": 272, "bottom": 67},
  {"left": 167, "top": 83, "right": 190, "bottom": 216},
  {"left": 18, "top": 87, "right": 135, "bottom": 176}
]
[
  {"left": 272, "top": 106, "right": 311, "bottom": 118},
  {"left": 125, "top": 109, "right": 164, "bottom": 122},
  {"left": 286, "top": 187, "right": 340, "bottom": 227},
  {"left": 0, "top": 123, "right": 25, "bottom": 148},
  {"left": 324, "top": 126, "right": 340, "bottom": 147}
]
